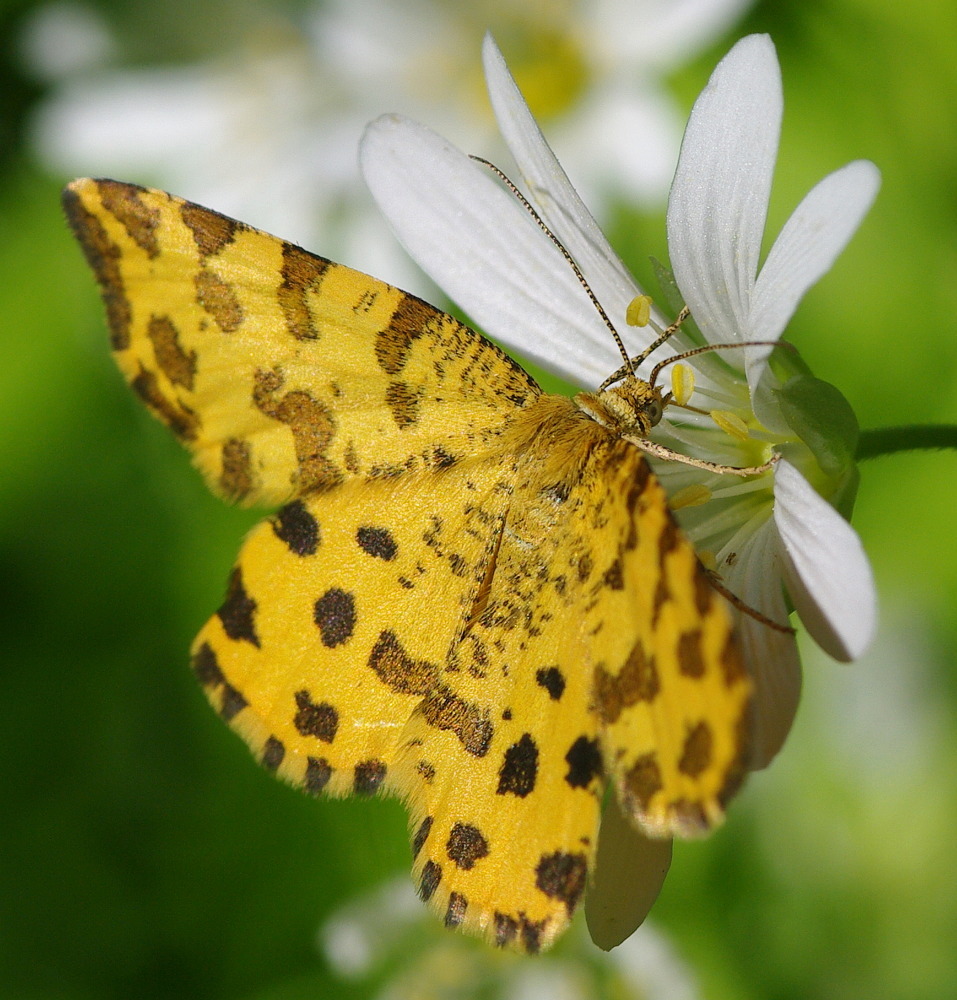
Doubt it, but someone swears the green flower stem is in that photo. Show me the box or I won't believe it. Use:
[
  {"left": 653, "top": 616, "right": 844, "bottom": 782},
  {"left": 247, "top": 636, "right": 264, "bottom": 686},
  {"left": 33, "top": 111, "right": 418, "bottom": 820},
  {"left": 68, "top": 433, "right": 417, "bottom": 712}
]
[{"left": 856, "top": 425, "right": 957, "bottom": 460}]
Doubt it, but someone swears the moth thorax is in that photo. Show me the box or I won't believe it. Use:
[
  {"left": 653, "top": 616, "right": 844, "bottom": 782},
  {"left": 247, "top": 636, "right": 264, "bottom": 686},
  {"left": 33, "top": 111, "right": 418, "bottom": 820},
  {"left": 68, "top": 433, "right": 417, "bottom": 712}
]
[{"left": 573, "top": 377, "right": 665, "bottom": 436}]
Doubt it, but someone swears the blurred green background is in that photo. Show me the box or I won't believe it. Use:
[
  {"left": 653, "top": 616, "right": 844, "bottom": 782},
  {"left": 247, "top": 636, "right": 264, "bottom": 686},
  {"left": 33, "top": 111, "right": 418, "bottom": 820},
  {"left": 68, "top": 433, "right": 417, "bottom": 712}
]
[{"left": 2, "top": 0, "right": 956, "bottom": 998}]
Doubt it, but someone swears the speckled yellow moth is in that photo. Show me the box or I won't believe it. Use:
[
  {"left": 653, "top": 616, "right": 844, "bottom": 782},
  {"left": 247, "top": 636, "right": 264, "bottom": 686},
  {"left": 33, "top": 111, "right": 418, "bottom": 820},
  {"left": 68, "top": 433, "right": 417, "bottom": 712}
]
[{"left": 64, "top": 177, "right": 751, "bottom": 952}]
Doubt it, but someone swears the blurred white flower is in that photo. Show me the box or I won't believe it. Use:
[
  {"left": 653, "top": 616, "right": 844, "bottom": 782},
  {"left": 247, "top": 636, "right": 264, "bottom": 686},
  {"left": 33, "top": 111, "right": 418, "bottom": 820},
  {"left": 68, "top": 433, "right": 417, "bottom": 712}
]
[
  {"left": 28, "top": 0, "right": 755, "bottom": 288},
  {"left": 320, "top": 875, "right": 701, "bottom": 999},
  {"left": 18, "top": 0, "right": 113, "bottom": 79}
]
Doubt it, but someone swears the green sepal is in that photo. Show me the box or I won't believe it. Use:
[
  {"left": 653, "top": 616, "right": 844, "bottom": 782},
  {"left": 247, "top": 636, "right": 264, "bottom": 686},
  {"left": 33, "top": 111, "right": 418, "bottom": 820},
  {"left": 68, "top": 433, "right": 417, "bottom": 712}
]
[
  {"left": 830, "top": 463, "right": 860, "bottom": 521},
  {"left": 650, "top": 257, "right": 705, "bottom": 349},
  {"left": 767, "top": 341, "right": 814, "bottom": 382},
  {"left": 650, "top": 257, "right": 684, "bottom": 315},
  {"left": 775, "top": 374, "right": 860, "bottom": 477}
]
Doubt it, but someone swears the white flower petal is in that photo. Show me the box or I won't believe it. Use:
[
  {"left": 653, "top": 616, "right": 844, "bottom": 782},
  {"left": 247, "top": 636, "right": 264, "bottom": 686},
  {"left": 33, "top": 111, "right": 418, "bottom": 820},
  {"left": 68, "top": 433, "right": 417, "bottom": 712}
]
[
  {"left": 360, "top": 113, "right": 616, "bottom": 386},
  {"left": 585, "top": 795, "right": 672, "bottom": 951},
  {"left": 741, "top": 615, "right": 803, "bottom": 770},
  {"left": 483, "top": 34, "right": 644, "bottom": 340},
  {"left": 748, "top": 159, "right": 881, "bottom": 374},
  {"left": 773, "top": 460, "right": 877, "bottom": 661},
  {"left": 723, "top": 516, "right": 802, "bottom": 768},
  {"left": 666, "top": 34, "right": 782, "bottom": 344}
]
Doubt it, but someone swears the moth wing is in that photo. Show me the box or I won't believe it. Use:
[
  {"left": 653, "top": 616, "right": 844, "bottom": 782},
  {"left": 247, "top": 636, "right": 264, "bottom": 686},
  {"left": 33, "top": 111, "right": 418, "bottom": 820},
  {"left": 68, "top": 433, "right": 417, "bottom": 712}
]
[
  {"left": 66, "top": 176, "right": 749, "bottom": 953},
  {"left": 63, "top": 178, "right": 539, "bottom": 506},
  {"left": 387, "top": 399, "right": 613, "bottom": 951},
  {"left": 390, "top": 520, "right": 605, "bottom": 951},
  {"left": 192, "top": 454, "right": 516, "bottom": 795},
  {"left": 389, "top": 397, "right": 752, "bottom": 950},
  {"left": 582, "top": 439, "right": 751, "bottom": 837}
]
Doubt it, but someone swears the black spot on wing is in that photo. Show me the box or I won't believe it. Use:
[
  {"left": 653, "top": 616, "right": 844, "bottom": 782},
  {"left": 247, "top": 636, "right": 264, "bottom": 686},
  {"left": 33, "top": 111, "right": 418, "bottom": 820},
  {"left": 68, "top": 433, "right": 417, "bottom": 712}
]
[
  {"left": 603, "top": 557, "right": 624, "bottom": 590},
  {"left": 535, "top": 851, "right": 587, "bottom": 911},
  {"left": 416, "top": 760, "right": 436, "bottom": 784},
  {"left": 564, "top": 736, "right": 603, "bottom": 789},
  {"left": 420, "top": 685, "right": 493, "bottom": 757},
  {"left": 305, "top": 757, "right": 333, "bottom": 794},
  {"left": 356, "top": 525, "right": 398, "bottom": 560},
  {"left": 497, "top": 733, "right": 538, "bottom": 797},
  {"left": 678, "top": 721, "right": 713, "bottom": 778},
  {"left": 313, "top": 588, "right": 356, "bottom": 647},
  {"left": 494, "top": 912, "right": 518, "bottom": 948},
  {"left": 520, "top": 916, "right": 546, "bottom": 954},
  {"left": 180, "top": 200, "right": 241, "bottom": 257},
  {"left": 191, "top": 642, "right": 247, "bottom": 721},
  {"left": 412, "top": 816, "right": 433, "bottom": 859},
  {"left": 678, "top": 628, "right": 706, "bottom": 678},
  {"left": 272, "top": 500, "right": 319, "bottom": 555},
  {"left": 576, "top": 552, "right": 593, "bottom": 584},
  {"left": 491, "top": 912, "right": 547, "bottom": 954},
  {"left": 261, "top": 736, "right": 285, "bottom": 771},
  {"left": 293, "top": 690, "right": 339, "bottom": 743},
  {"left": 535, "top": 666, "right": 566, "bottom": 700},
  {"left": 444, "top": 892, "right": 467, "bottom": 928},
  {"left": 446, "top": 823, "right": 489, "bottom": 870},
  {"left": 217, "top": 567, "right": 259, "bottom": 647},
  {"left": 368, "top": 630, "right": 439, "bottom": 694},
  {"left": 220, "top": 438, "right": 253, "bottom": 500},
  {"left": 593, "top": 640, "right": 660, "bottom": 725},
  {"left": 419, "top": 860, "right": 442, "bottom": 901},
  {"left": 622, "top": 752, "right": 663, "bottom": 814},
  {"left": 353, "top": 759, "right": 387, "bottom": 795}
]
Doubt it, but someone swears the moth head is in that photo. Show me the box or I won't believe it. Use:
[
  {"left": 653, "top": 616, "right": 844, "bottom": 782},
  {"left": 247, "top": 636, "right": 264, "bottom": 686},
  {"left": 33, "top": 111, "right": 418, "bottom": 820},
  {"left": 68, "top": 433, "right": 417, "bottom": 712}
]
[{"left": 574, "top": 377, "right": 667, "bottom": 437}]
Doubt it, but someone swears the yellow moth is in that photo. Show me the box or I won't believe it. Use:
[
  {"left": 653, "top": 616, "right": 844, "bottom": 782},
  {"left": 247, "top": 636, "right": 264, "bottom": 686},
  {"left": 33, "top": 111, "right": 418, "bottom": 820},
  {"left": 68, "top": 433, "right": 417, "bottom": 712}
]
[{"left": 64, "top": 177, "right": 751, "bottom": 953}]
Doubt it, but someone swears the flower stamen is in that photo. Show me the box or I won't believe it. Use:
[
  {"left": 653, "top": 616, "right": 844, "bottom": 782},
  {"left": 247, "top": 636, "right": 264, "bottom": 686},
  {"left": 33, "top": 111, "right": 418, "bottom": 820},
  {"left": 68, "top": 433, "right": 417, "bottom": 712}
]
[
  {"left": 626, "top": 294, "right": 653, "bottom": 327},
  {"left": 670, "top": 363, "right": 695, "bottom": 406},
  {"left": 709, "top": 477, "right": 775, "bottom": 500},
  {"left": 669, "top": 483, "right": 712, "bottom": 509},
  {"left": 710, "top": 409, "right": 750, "bottom": 441}
]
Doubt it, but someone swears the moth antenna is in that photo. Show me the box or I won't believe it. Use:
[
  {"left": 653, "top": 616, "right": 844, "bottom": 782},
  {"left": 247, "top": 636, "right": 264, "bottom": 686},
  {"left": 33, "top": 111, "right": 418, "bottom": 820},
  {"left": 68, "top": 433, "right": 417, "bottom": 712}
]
[
  {"left": 469, "top": 155, "right": 634, "bottom": 375},
  {"left": 648, "top": 339, "right": 795, "bottom": 387},
  {"left": 599, "top": 306, "right": 690, "bottom": 391}
]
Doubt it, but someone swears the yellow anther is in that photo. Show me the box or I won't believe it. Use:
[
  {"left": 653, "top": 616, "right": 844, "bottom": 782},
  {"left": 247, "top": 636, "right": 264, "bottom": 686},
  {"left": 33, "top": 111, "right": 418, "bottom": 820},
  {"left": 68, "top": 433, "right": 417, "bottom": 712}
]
[
  {"left": 671, "top": 363, "right": 695, "bottom": 406},
  {"left": 669, "top": 483, "right": 712, "bottom": 510},
  {"left": 710, "top": 409, "right": 750, "bottom": 441},
  {"left": 625, "top": 294, "right": 652, "bottom": 327}
]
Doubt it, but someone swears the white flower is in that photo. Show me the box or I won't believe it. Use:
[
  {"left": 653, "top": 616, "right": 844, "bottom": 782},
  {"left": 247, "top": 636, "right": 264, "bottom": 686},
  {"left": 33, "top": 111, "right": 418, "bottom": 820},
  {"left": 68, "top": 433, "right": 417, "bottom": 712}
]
[
  {"left": 27, "top": 0, "right": 755, "bottom": 288},
  {"left": 320, "top": 875, "right": 701, "bottom": 997},
  {"left": 658, "top": 33, "right": 879, "bottom": 759},
  {"left": 360, "top": 32, "right": 879, "bottom": 945}
]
